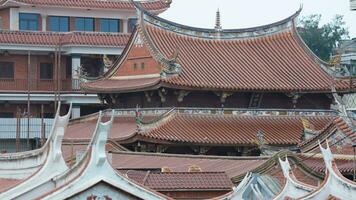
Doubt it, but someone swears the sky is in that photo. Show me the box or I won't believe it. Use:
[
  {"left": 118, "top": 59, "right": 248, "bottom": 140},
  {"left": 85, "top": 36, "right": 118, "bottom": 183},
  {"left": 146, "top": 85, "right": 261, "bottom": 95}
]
[{"left": 160, "top": 0, "right": 356, "bottom": 38}]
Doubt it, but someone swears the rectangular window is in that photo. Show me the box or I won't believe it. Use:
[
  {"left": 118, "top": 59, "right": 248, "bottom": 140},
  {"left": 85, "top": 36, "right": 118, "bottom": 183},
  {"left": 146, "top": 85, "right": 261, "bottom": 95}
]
[
  {"left": 19, "top": 13, "right": 39, "bottom": 31},
  {"left": 128, "top": 18, "right": 137, "bottom": 33},
  {"left": 40, "top": 63, "right": 53, "bottom": 80},
  {"left": 75, "top": 17, "right": 94, "bottom": 31},
  {"left": 0, "top": 62, "right": 14, "bottom": 79},
  {"left": 0, "top": 112, "right": 14, "bottom": 118},
  {"left": 100, "top": 19, "right": 119, "bottom": 32},
  {"left": 49, "top": 16, "right": 69, "bottom": 32}
]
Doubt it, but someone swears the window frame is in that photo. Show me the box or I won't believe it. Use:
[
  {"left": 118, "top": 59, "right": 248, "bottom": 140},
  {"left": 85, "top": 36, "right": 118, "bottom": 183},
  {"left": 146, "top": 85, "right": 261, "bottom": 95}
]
[
  {"left": 75, "top": 17, "right": 95, "bottom": 32},
  {"left": 19, "top": 13, "right": 39, "bottom": 31},
  {"left": 48, "top": 16, "right": 69, "bottom": 32},
  {"left": 39, "top": 63, "right": 54, "bottom": 80},
  {"left": 100, "top": 18, "right": 120, "bottom": 33},
  {"left": 0, "top": 62, "right": 14, "bottom": 79}
]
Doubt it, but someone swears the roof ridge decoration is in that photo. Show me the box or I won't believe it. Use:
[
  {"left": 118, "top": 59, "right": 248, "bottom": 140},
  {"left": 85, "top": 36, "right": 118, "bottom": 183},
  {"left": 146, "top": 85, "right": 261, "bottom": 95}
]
[
  {"left": 273, "top": 157, "right": 315, "bottom": 200},
  {"left": 141, "top": 3, "right": 301, "bottom": 40},
  {"left": 134, "top": 1, "right": 182, "bottom": 76},
  {"left": 224, "top": 172, "right": 281, "bottom": 200},
  {"left": 137, "top": 107, "right": 177, "bottom": 132},
  {"left": 297, "top": 140, "right": 356, "bottom": 199},
  {"left": 214, "top": 8, "right": 222, "bottom": 31},
  {"left": 0, "top": 102, "right": 70, "bottom": 180},
  {"left": 38, "top": 110, "right": 169, "bottom": 200},
  {"left": 0, "top": 102, "right": 72, "bottom": 199}
]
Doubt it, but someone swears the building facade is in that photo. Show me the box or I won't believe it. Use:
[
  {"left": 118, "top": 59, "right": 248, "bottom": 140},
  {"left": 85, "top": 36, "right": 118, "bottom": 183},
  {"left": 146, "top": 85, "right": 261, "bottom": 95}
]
[{"left": 0, "top": 0, "right": 170, "bottom": 119}]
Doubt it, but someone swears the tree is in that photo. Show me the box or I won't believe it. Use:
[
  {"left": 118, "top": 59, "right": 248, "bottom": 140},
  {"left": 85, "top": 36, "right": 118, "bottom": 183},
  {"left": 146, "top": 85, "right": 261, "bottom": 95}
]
[{"left": 298, "top": 14, "right": 349, "bottom": 61}]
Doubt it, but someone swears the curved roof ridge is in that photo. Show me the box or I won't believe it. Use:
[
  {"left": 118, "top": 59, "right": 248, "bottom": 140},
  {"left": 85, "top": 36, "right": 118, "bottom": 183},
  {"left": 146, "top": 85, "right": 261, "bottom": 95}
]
[
  {"left": 141, "top": 4, "right": 302, "bottom": 39},
  {"left": 139, "top": 107, "right": 177, "bottom": 131}
]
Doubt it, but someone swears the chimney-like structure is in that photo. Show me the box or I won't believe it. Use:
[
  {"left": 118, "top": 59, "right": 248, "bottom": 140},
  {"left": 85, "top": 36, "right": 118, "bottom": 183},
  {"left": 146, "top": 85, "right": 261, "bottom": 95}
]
[{"left": 214, "top": 9, "right": 222, "bottom": 30}]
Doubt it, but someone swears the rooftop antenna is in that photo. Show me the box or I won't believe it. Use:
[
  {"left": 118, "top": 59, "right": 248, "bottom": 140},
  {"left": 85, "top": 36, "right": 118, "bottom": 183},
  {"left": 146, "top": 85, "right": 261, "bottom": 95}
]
[{"left": 214, "top": 8, "right": 222, "bottom": 31}]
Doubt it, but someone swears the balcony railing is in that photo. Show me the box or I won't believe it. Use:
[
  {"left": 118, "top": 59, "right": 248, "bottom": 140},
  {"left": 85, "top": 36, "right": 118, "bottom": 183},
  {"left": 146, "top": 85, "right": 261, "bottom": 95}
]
[
  {"left": 0, "top": 118, "right": 54, "bottom": 139},
  {"left": 0, "top": 79, "right": 81, "bottom": 91}
]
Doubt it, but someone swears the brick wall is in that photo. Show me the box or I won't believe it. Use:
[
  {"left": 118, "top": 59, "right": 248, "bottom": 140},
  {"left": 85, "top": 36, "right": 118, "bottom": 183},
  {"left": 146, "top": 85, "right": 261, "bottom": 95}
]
[
  {"left": 115, "top": 43, "right": 161, "bottom": 76},
  {"left": 0, "top": 8, "right": 10, "bottom": 30},
  {"left": 0, "top": 54, "right": 69, "bottom": 91}
]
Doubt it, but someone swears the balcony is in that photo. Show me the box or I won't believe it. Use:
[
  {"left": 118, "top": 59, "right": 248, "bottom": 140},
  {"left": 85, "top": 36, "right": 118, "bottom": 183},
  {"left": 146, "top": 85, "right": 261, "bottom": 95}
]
[
  {"left": 0, "top": 79, "right": 81, "bottom": 92},
  {"left": 352, "top": 0, "right": 356, "bottom": 10}
]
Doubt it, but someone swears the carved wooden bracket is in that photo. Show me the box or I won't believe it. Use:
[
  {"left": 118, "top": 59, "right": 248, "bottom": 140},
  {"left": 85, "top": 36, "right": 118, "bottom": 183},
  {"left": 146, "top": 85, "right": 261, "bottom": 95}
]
[
  {"left": 215, "top": 91, "right": 233, "bottom": 103},
  {"left": 199, "top": 146, "right": 211, "bottom": 155},
  {"left": 176, "top": 90, "right": 190, "bottom": 102},
  {"left": 158, "top": 88, "right": 167, "bottom": 103},
  {"left": 144, "top": 91, "right": 154, "bottom": 102}
]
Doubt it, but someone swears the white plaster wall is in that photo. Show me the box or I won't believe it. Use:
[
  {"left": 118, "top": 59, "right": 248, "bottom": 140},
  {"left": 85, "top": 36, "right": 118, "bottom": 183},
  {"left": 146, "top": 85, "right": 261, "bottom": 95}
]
[{"left": 10, "top": 8, "right": 19, "bottom": 30}]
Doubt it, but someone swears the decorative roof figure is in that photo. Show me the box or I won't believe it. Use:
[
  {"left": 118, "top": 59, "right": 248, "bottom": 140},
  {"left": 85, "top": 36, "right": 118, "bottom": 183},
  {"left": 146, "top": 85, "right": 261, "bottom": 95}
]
[{"left": 214, "top": 9, "right": 222, "bottom": 30}]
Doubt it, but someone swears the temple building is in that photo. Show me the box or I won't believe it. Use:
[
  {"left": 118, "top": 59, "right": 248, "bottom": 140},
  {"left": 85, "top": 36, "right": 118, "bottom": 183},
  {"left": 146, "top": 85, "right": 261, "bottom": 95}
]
[
  {"left": 82, "top": 4, "right": 354, "bottom": 110},
  {"left": 1, "top": 1, "right": 355, "bottom": 199}
]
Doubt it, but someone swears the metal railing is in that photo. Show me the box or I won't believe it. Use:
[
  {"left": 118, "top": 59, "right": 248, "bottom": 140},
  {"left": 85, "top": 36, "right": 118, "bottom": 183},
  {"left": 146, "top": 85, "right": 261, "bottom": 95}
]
[
  {"left": 0, "top": 118, "right": 54, "bottom": 139},
  {"left": 0, "top": 79, "right": 81, "bottom": 91}
]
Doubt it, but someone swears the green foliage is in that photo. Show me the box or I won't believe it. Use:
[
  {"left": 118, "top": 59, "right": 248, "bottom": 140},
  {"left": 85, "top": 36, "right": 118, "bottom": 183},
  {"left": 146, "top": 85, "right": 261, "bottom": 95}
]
[{"left": 298, "top": 14, "right": 349, "bottom": 61}]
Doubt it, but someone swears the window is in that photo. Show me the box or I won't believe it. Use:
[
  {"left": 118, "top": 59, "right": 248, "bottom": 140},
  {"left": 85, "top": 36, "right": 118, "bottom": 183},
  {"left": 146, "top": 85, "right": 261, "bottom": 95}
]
[
  {"left": 141, "top": 62, "right": 145, "bottom": 70},
  {"left": 19, "top": 13, "right": 39, "bottom": 31},
  {"left": 40, "top": 63, "right": 53, "bottom": 80},
  {"left": 75, "top": 17, "right": 94, "bottom": 31},
  {"left": 132, "top": 63, "right": 137, "bottom": 70},
  {"left": 128, "top": 18, "right": 137, "bottom": 33},
  {"left": 0, "top": 62, "right": 14, "bottom": 79},
  {"left": 100, "top": 19, "right": 119, "bottom": 32},
  {"left": 44, "top": 113, "right": 54, "bottom": 118},
  {"left": 49, "top": 16, "right": 69, "bottom": 32},
  {"left": 0, "top": 112, "right": 14, "bottom": 118}
]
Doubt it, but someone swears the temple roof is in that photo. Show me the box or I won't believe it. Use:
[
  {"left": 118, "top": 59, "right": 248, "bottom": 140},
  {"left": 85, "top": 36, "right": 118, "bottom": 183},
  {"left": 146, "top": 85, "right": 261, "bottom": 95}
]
[
  {"left": 63, "top": 108, "right": 335, "bottom": 146},
  {"left": 0, "top": 30, "right": 130, "bottom": 47},
  {"left": 82, "top": 5, "right": 352, "bottom": 93},
  {"left": 0, "top": 0, "right": 171, "bottom": 12},
  {"left": 120, "top": 109, "right": 334, "bottom": 146},
  {"left": 111, "top": 151, "right": 268, "bottom": 180}
]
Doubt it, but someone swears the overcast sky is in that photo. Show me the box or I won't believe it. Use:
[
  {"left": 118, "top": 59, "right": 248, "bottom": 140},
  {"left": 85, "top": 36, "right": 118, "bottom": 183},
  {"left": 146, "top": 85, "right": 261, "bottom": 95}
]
[{"left": 160, "top": 0, "right": 356, "bottom": 38}]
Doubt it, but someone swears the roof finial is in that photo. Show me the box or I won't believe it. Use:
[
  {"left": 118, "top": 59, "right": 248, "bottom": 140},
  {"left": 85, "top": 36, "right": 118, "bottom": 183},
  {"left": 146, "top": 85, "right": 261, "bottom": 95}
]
[{"left": 214, "top": 8, "right": 222, "bottom": 30}]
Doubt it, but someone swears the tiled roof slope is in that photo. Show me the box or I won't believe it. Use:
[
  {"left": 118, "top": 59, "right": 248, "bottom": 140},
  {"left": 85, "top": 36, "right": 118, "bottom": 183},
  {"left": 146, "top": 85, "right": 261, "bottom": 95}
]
[
  {"left": 0, "top": 0, "right": 171, "bottom": 11},
  {"left": 83, "top": 7, "right": 352, "bottom": 92},
  {"left": 123, "top": 170, "right": 233, "bottom": 191},
  {"left": 300, "top": 155, "right": 356, "bottom": 174},
  {"left": 112, "top": 151, "right": 267, "bottom": 179},
  {"left": 124, "top": 112, "right": 334, "bottom": 145},
  {"left": 147, "top": 26, "right": 338, "bottom": 91},
  {"left": 143, "top": 172, "right": 233, "bottom": 191},
  {"left": 0, "top": 31, "right": 130, "bottom": 47}
]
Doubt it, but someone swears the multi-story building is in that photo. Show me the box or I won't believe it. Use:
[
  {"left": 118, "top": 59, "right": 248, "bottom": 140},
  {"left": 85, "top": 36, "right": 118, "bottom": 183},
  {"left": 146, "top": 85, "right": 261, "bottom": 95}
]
[
  {"left": 0, "top": 0, "right": 170, "bottom": 151},
  {"left": 0, "top": 0, "right": 170, "bottom": 119}
]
